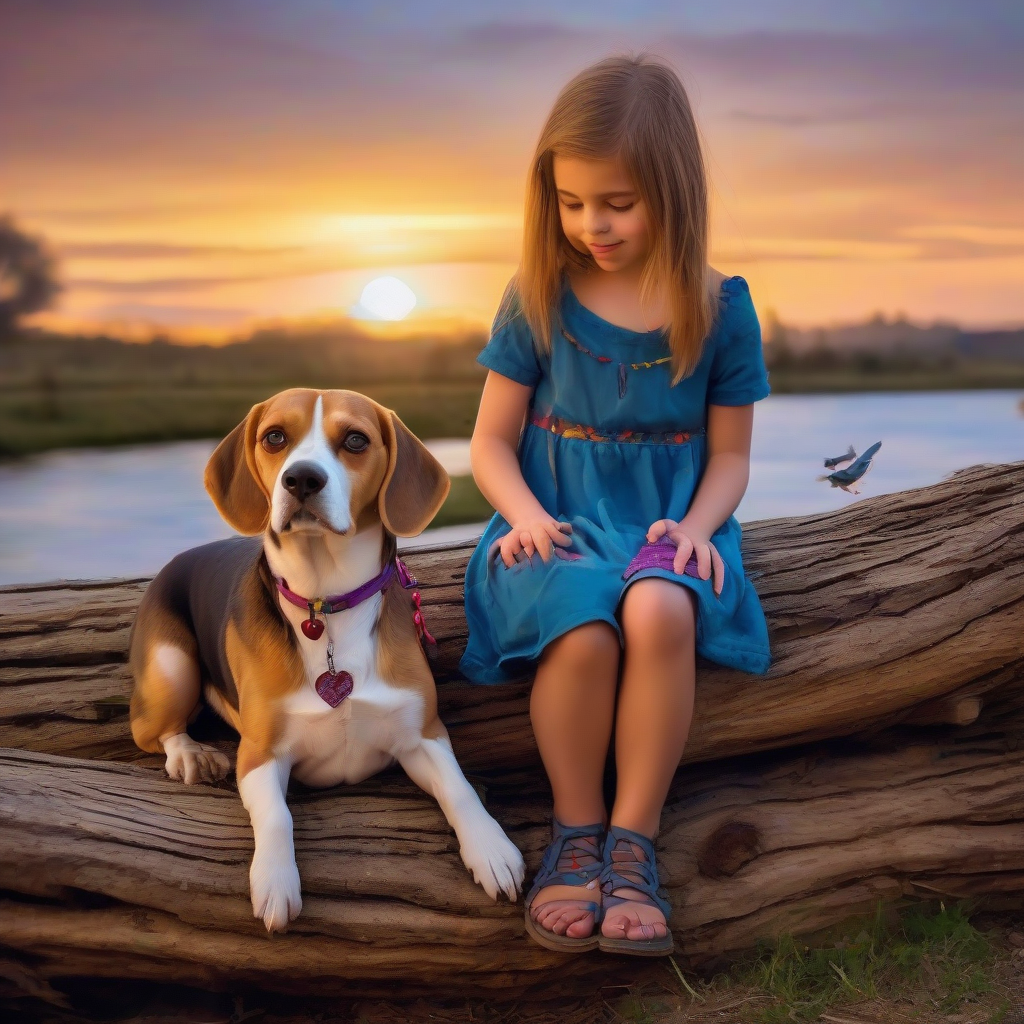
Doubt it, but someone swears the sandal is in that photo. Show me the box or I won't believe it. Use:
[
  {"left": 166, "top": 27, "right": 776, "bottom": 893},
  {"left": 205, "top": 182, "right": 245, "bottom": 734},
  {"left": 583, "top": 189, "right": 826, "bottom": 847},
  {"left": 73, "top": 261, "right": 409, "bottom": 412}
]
[
  {"left": 598, "top": 825, "right": 674, "bottom": 956},
  {"left": 524, "top": 819, "right": 605, "bottom": 952}
]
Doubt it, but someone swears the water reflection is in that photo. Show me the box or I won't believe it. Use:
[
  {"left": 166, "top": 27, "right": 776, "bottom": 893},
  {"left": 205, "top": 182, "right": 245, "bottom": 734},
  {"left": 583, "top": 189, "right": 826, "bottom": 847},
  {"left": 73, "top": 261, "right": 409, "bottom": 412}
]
[{"left": 1, "top": 392, "right": 1021, "bottom": 585}]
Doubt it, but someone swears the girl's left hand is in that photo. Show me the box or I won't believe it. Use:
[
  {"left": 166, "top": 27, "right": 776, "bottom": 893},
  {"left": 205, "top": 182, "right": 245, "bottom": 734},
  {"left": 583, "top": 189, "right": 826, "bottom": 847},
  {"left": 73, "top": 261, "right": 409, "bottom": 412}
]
[{"left": 647, "top": 519, "right": 725, "bottom": 596}]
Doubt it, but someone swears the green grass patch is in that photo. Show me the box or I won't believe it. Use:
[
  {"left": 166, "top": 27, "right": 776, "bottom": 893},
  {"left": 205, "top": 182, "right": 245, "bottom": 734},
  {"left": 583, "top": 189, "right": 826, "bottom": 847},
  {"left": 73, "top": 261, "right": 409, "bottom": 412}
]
[
  {"left": 0, "top": 381, "right": 484, "bottom": 458},
  {"left": 3, "top": 325, "right": 1023, "bottom": 460},
  {"left": 431, "top": 474, "right": 493, "bottom": 530},
  {"left": 733, "top": 902, "right": 995, "bottom": 1022},
  {"left": 614, "top": 992, "right": 658, "bottom": 1024}
]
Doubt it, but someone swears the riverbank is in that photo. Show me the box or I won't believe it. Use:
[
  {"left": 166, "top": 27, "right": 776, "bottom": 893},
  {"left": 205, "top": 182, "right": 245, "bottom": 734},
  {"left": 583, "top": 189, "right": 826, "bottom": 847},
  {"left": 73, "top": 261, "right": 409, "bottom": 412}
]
[
  {"left": 0, "top": 380, "right": 485, "bottom": 458},
  {"left": 0, "top": 325, "right": 487, "bottom": 458},
  {"left": 769, "top": 361, "right": 1024, "bottom": 394},
  {"left": 3, "top": 326, "right": 1024, "bottom": 459},
  {"left": 4, "top": 368, "right": 1024, "bottom": 459},
  {"left": 5, "top": 392, "right": 1024, "bottom": 585}
]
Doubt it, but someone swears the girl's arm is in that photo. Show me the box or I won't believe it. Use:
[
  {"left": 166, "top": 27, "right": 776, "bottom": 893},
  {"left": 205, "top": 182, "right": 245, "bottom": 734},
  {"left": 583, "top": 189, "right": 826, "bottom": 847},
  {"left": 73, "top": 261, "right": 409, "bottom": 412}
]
[
  {"left": 647, "top": 403, "right": 754, "bottom": 594},
  {"left": 471, "top": 371, "right": 572, "bottom": 567}
]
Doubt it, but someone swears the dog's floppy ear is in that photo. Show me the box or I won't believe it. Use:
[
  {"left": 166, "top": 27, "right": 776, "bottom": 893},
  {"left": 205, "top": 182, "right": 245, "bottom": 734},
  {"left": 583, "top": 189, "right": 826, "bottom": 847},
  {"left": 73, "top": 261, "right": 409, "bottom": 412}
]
[
  {"left": 204, "top": 403, "right": 270, "bottom": 535},
  {"left": 377, "top": 407, "right": 451, "bottom": 537}
]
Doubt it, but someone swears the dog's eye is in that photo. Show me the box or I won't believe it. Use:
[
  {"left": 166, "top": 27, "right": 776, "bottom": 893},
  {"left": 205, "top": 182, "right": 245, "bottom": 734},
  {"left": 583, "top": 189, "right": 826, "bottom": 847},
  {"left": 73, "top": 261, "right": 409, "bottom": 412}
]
[
  {"left": 262, "top": 430, "right": 287, "bottom": 452},
  {"left": 343, "top": 432, "right": 369, "bottom": 453}
]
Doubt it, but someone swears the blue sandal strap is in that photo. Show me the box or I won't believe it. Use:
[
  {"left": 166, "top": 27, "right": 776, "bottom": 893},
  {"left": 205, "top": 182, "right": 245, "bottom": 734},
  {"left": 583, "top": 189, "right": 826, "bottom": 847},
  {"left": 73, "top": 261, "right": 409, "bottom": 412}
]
[
  {"left": 600, "top": 825, "right": 672, "bottom": 921},
  {"left": 526, "top": 818, "right": 605, "bottom": 909}
]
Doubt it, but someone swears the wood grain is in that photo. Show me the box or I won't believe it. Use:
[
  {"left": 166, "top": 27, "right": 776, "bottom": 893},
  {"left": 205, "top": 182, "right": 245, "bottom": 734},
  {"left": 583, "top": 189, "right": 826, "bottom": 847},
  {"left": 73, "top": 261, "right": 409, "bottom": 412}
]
[
  {"left": 3, "top": 463, "right": 1024, "bottom": 1001},
  {"left": 1, "top": 705, "right": 1023, "bottom": 995},
  {"left": 3, "top": 463, "right": 1023, "bottom": 771}
]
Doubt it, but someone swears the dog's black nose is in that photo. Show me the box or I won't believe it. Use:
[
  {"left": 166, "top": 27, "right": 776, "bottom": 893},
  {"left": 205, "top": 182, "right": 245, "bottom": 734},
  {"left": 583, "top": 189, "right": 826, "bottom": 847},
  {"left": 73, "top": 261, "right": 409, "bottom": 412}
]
[{"left": 282, "top": 461, "right": 328, "bottom": 502}]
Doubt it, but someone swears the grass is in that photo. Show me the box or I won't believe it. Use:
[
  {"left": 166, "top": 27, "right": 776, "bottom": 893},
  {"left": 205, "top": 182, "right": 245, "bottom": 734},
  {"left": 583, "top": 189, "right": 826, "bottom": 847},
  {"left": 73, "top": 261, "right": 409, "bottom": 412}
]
[
  {"left": 5, "top": 903, "right": 1021, "bottom": 1023},
  {"left": 594, "top": 901, "right": 1010, "bottom": 1024},
  {"left": 8, "top": 367, "right": 1022, "bottom": 461},
  {"left": 727, "top": 901, "right": 997, "bottom": 1022},
  {"left": 0, "top": 372, "right": 495, "bottom": 528},
  {"left": 0, "top": 326, "right": 489, "bottom": 457},
  {"left": 0, "top": 377, "right": 494, "bottom": 528},
  {"left": 431, "top": 473, "right": 493, "bottom": 530},
  {"left": 0, "top": 380, "right": 485, "bottom": 458},
  {"left": 3, "top": 324, "right": 1024, "bottom": 460}
]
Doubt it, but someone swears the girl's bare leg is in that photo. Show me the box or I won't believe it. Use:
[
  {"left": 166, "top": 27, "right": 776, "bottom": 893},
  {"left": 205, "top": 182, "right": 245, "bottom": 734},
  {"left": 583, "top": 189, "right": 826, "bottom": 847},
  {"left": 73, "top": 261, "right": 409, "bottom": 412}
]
[
  {"left": 529, "top": 621, "right": 620, "bottom": 938},
  {"left": 603, "top": 579, "right": 696, "bottom": 943}
]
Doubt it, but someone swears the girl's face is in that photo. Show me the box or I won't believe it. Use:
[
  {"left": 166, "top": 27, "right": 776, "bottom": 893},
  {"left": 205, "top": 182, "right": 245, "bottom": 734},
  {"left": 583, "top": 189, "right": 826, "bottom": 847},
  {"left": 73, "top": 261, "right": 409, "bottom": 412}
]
[{"left": 553, "top": 153, "right": 650, "bottom": 274}]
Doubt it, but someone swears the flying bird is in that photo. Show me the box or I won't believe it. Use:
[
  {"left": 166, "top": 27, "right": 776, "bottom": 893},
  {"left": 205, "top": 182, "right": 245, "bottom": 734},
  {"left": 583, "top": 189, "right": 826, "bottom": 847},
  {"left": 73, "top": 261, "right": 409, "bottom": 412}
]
[
  {"left": 823, "top": 445, "right": 857, "bottom": 469},
  {"left": 817, "top": 441, "right": 882, "bottom": 494}
]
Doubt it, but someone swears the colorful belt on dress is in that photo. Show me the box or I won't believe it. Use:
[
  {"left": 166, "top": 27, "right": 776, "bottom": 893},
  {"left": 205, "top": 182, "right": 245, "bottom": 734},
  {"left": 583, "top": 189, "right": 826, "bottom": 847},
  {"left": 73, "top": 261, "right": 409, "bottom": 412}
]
[{"left": 529, "top": 410, "right": 702, "bottom": 445}]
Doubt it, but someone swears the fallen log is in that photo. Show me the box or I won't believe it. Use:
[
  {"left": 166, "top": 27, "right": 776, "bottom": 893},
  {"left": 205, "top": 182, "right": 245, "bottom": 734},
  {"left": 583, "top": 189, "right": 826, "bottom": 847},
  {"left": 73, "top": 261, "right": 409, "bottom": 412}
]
[
  {"left": 3, "top": 464, "right": 1024, "bottom": 1005},
  {"left": 2, "top": 463, "right": 1023, "bottom": 772},
  {"left": 1, "top": 690, "right": 1024, "bottom": 998}
]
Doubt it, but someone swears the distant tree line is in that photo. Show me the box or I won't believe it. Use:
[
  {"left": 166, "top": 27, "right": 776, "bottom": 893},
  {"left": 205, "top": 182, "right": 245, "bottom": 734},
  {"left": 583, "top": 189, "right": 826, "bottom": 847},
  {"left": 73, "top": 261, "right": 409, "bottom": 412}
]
[
  {"left": 761, "top": 308, "right": 1024, "bottom": 371},
  {"left": 0, "top": 216, "right": 60, "bottom": 339},
  {"left": 3, "top": 215, "right": 1022, "bottom": 372}
]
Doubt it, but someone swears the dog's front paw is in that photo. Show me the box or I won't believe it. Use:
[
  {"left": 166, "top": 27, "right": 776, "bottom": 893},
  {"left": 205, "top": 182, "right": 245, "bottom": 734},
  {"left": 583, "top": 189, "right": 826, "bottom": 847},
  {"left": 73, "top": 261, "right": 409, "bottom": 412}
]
[
  {"left": 460, "top": 816, "right": 526, "bottom": 902},
  {"left": 249, "top": 848, "right": 302, "bottom": 933},
  {"left": 163, "top": 734, "right": 231, "bottom": 785}
]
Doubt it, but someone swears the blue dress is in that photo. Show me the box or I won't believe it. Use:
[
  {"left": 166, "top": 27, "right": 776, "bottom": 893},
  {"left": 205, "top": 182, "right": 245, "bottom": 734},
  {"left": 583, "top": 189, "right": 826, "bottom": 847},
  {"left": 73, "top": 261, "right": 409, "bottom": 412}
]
[{"left": 459, "top": 275, "right": 771, "bottom": 684}]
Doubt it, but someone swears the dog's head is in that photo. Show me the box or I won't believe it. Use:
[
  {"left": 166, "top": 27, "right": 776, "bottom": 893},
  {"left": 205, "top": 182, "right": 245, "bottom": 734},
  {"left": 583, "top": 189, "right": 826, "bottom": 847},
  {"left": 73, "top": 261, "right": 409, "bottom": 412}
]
[{"left": 204, "top": 389, "right": 450, "bottom": 538}]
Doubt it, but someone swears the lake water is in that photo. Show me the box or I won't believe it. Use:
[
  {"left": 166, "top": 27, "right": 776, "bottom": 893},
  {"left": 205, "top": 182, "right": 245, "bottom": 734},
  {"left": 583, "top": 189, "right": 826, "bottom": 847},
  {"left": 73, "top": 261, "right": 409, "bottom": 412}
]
[{"left": 1, "top": 391, "right": 1022, "bottom": 585}]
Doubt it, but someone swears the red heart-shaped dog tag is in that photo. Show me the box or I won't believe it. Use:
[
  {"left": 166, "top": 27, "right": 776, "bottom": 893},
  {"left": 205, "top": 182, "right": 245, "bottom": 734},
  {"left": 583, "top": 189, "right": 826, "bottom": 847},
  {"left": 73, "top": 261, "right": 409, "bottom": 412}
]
[
  {"left": 302, "top": 617, "right": 325, "bottom": 640},
  {"left": 315, "top": 670, "right": 353, "bottom": 707}
]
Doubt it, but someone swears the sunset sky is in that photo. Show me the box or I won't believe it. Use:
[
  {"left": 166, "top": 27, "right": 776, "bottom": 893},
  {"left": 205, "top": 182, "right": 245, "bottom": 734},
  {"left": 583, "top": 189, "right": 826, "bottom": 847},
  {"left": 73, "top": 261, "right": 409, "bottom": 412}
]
[{"left": 2, "top": 0, "right": 1022, "bottom": 337}]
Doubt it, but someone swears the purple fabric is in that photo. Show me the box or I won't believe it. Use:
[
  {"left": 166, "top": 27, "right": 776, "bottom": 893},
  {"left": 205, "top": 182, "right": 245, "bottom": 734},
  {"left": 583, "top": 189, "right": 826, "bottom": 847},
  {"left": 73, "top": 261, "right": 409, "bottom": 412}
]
[
  {"left": 275, "top": 556, "right": 435, "bottom": 653},
  {"left": 622, "top": 537, "right": 704, "bottom": 582},
  {"left": 275, "top": 560, "right": 397, "bottom": 614},
  {"left": 395, "top": 557, "right": 416, "bottom": 589}
]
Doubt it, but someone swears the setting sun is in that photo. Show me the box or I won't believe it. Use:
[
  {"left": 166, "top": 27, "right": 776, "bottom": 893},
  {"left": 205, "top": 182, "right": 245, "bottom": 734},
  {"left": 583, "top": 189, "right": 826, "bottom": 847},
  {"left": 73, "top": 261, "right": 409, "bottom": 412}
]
[{"left": 356, "top": 276, "right": 418, "bottom": 321}]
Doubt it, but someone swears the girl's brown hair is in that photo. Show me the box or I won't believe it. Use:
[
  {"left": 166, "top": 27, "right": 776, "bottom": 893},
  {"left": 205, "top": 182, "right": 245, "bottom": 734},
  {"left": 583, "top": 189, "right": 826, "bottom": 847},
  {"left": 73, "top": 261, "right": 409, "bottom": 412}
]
[{"left": 509, "top": 53, "right": 713, "bottom": 383}]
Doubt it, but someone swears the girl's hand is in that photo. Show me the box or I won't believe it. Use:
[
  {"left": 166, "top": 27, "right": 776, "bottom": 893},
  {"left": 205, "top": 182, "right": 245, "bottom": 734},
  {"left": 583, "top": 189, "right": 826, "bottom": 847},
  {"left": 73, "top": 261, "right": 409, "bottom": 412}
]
[
  {"left": 647, "top": 518, "right": 725, "bottom": 596},
  {"left": 499, "top": 518, "right": 573, "bottom": 568}
]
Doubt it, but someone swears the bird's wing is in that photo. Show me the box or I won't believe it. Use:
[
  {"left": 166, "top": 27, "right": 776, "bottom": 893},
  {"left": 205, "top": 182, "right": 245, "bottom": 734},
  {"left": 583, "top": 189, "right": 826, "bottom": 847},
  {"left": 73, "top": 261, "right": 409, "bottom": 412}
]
[
  {"left": 843, "top": 441, "right": 883, "bottom": 482},
  {"left": 823, "top": 444, "right": 857, "bottom": 468},
  {"left": 837, "top": 444, "right": 857, "bottom": 467}
]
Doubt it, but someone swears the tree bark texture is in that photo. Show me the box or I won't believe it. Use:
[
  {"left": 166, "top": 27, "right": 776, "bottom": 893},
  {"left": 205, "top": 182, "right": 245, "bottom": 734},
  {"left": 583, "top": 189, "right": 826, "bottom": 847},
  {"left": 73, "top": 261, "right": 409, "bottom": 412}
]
[
  {"left": 1, "top": 696, "right": 1023, "bottom": 997},
  {"left": 2, "top": 463, "right": 1023, "bottom": 773},
  {"left": 0, "top": 463, "right": 1023, "bottom": 999}
]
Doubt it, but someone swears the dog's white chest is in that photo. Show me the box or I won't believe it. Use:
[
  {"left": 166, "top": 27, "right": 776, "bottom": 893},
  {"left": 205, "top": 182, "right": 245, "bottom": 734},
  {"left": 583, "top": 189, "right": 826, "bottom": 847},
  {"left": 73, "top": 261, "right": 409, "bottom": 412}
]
[{"left": 276, "top": 598, "right": 425, "bottom": 787}]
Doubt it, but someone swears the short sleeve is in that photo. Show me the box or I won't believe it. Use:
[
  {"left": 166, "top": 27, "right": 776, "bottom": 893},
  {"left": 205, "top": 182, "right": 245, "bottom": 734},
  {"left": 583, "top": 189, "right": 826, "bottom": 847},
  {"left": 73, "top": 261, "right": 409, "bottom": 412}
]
[
  {"left": 707, "top": 276, "right": 771, "bottom": 406},
  {"left": 476, "top": 291, "right": 543, "bottom": 389}
]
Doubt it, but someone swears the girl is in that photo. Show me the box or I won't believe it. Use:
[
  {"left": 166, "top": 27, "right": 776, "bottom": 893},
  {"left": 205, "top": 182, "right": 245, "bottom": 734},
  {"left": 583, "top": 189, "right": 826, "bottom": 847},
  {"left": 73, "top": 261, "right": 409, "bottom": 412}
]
[{"left": 460, "top": 54, "right": 771, "bottom": 956}]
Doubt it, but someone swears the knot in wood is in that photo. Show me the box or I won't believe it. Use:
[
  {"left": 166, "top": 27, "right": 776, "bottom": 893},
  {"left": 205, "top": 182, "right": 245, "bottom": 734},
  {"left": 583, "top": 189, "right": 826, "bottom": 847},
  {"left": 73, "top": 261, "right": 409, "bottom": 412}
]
[{"left": 697, "top": 820, "right": 761, "bottom": 879}]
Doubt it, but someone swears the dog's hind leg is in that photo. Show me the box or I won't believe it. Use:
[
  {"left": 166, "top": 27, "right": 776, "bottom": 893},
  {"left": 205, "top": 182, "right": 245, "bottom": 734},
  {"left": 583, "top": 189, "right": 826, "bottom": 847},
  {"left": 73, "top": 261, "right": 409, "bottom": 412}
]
[{"left": 131, "top": 640, "right": 231, "bottom": 784}]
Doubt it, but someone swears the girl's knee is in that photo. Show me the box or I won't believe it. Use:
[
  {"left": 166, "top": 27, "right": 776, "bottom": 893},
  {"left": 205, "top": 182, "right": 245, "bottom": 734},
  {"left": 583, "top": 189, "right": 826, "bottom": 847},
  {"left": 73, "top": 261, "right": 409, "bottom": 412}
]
[
  {"left": 621, "top": 580, "right": 696, "bottom": 652},
  {"left": 543, "top": 621, "right": 620, "bottom": 672}
]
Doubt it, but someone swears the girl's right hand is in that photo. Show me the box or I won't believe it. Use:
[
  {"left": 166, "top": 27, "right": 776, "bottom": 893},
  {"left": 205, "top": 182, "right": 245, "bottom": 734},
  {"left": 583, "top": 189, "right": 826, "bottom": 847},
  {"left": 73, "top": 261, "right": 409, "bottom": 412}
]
[{"left": 499, "top": 518, "right": 573, "bottom": 567}]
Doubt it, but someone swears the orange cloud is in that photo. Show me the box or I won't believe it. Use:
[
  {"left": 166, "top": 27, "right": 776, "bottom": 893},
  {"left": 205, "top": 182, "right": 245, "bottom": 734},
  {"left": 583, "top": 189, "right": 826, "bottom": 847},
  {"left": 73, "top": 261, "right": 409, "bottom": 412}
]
[{"left": 4, "top": 4, "right": 1020, "bottom": 334}]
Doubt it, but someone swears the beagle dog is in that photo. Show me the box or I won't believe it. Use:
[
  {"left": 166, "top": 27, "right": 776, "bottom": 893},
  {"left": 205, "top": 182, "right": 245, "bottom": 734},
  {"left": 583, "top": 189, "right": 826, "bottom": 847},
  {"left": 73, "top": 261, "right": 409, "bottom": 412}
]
[{"left": 129, "top": 388, "right": 525, "bottom": 932}]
